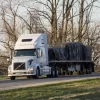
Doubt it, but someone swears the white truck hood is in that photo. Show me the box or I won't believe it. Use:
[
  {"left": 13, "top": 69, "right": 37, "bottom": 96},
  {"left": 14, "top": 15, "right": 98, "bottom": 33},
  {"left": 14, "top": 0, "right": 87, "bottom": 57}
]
[{"left": 12, "top": 56, "right": 35, "bottom": 63}]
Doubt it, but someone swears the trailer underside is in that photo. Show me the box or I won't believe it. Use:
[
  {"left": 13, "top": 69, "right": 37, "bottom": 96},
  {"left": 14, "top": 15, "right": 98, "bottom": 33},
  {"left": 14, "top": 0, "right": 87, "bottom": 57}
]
[{"left": 49, "top": 60, "right": 94, "bottom": 75}]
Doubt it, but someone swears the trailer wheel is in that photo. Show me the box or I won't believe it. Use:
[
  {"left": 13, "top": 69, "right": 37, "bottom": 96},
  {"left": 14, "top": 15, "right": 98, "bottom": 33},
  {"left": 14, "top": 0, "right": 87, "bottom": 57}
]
[
  {"left": 52, "top": 70, "right": 55, "bottom": 77},
  {"left": 55, "top": 68, "right": 59, "bottom": 77},
  {"left": 81, "top": 71, "right": 84, "bottom": 75},
  {"left": 90, "top": 67, "right": 92, "bottom": 74},
  {"left": 83, "top": 68, "right": 86, "bottom": 74},
  {"left": 47, "top": 75, "right": 51, "bottom": 78},
  {"left": 78, "top": 71, "right": 84, "bottom": 75},
  {"left": 69, "top": 71, "right": 73, "bottom": 75},
  {"left": 58, "top": 68, "right": 62, "bottom": 75},
  {"left": 77, "top": 71, "right": 81, "bottom": 75},
  {"left": 88, "top": 67, "right": 92, "bottom": 74},
  {"left": 66, "top": 72, "right": 69, "bottom": 75},
  {"left": 83, "top": 69, "right": 87, "bottom": 74},
  {"left": 10, "top": 76, "right": 15, "bottom": 80}
]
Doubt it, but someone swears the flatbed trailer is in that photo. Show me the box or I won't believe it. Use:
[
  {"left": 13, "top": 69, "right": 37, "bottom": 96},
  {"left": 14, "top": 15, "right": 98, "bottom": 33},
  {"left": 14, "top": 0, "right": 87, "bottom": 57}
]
[{"left": 49, "top": 60, "right": 94, "bottom": 75}]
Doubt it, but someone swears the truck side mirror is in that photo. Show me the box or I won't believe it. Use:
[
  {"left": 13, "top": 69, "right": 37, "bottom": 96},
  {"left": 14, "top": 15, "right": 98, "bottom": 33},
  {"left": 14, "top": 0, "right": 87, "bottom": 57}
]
[{"left": 37, "top": 48, "right": 42, "bottom": 58}]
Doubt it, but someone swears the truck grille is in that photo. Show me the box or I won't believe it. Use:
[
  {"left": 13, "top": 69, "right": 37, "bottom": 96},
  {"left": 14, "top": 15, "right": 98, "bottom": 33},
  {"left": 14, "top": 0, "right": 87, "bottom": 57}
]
[{"left": 14, "top": 62, "right": 25, "bottom": 70}]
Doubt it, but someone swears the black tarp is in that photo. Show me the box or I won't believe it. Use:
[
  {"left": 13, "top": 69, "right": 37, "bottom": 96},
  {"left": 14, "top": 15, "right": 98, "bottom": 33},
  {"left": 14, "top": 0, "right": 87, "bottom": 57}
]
[
  {"left": 48, "top": 42, "right": 92, "bottom": 61},
  {"left": 48, "top": 48, "right": 55, "bottom": 61},
  {"left": 65, "top": 42, "right": 84, "bottom": 60},
  {"left": 48, "top": 48, "right": 66, "bottom": 61},
  {"left": 84, "top": 46, "right": 92, "bottom": 60}
]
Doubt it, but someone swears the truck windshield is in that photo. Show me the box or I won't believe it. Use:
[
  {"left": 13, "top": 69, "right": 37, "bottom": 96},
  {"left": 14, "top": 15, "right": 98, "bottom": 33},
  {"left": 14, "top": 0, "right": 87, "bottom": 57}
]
[{"left": 14, "top": 49, "right": 36, "bottom": 57}]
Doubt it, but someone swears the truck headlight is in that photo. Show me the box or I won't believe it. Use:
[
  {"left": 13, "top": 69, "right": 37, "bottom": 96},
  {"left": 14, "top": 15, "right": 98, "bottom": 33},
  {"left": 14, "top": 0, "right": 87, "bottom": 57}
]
[{"left": 28, "top": 66, "right": 33, "bottom": 71}]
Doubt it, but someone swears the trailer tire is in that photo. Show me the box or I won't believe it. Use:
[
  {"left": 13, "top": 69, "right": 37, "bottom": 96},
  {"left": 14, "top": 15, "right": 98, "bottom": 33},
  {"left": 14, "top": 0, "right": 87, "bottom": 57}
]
[
  {"left": 81, "top": 71, "right": 84, "bottom": 75},
  {"left": 10, "top": 76, "right": 15, "bottom": 80},
  {"left": 66, "top": 72, "right": 69, "bottom": 75},
  {"left": 55, "top": 69, "right": 59, "bottom": 77},
  {"left": 47, "top": 75, "right": 51, "bottom": 78},
  {"left": 69, "top": 71, "right": 73, "bottom": 75},
  {"left": 52, "top": 70, "right": 55, "bottom": 77},
  {"left": 83, "top": 68, "right": 86, "bottom": 74},
  {"left": 90, "top": 67, "right": 92, "bottom": 74},
  {"left": 63, "top": 72, "right": 66, "bottom": 75},
  {"left": 59, "top": 69, "right": 62, "bottom": 75},
  {"left": 77, "top": 71, "right": 81, "bottom": 75},
  {"left": 88, "top": 67, "right": 92, "bottom": 74}
]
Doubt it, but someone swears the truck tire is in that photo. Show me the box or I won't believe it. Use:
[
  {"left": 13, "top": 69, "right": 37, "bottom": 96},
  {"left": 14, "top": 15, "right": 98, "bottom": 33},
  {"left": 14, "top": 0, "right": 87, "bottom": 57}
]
[
  {"left": 10, "top": 76, "right": 15, "bottom": 80},
  {"left": 35, "top": 68, "right": 40, "bottom": 79},
  {"left": 47, "top": 67, "right": 56, "bottom": 78},
  {"left": 47, "top": 68, "right": 55, "bottom": 78}
]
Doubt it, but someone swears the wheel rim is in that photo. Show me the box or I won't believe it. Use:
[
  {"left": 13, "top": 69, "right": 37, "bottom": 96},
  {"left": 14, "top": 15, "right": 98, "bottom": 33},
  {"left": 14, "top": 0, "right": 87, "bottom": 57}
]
[{"left": 36, "top": 69, "right": 39, "bottom": 78}]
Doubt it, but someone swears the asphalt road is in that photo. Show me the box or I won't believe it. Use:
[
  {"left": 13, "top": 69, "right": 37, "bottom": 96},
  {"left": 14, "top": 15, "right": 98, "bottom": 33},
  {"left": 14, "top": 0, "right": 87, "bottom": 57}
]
[{"left": 0, "top": 72, "right": 100, "bottom": 91}]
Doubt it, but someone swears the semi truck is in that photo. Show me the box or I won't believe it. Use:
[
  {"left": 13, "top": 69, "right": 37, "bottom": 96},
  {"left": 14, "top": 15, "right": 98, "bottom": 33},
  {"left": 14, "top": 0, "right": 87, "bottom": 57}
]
[{"left": 8, "top": 33, "right": 94, "bottom": 80}]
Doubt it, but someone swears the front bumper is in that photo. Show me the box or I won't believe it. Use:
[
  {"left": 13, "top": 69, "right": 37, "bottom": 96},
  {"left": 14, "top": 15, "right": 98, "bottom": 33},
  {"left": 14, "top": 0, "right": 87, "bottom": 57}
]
[{"left": 8, "top": 71, "right": 35, "bottom": 76}]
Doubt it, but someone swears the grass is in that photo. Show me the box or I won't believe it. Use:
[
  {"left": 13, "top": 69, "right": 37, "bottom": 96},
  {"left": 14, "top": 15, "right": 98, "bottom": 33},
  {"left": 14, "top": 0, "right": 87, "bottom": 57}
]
[
  {"left": 0, "top": 76, "right": 27, "bottom": 80},
  {"left": 0, "top": 75, "right": 9, "bottom": 80},
  {"left": 0, "top": 78, "right": 100, "bottom": 100}
]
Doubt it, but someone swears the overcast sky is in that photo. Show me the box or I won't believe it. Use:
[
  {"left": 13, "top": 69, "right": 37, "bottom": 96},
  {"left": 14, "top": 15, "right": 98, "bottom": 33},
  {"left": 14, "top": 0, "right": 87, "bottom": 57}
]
[{"left": 91, "top": 1, "right": 100, "bottom": 22}]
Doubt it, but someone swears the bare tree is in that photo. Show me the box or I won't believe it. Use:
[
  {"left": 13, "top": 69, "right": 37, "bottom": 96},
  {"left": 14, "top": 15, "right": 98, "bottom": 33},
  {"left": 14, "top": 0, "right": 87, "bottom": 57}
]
[
  {"left": 33, "top": 0, "right": 60, "bottom": 44},
  {"left": 0, "top": 0, "right": 23, "bottom": 58},
  {"left": 77, "top": 0, "right": 97, "bottom": 42}
]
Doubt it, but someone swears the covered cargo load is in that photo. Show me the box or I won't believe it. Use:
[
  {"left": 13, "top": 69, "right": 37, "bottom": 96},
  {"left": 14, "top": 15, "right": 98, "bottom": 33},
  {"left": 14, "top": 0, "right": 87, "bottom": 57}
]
[
  {"left": 48, "top": 48, "right": 55, "bottom": 61},
  {"left": 48, "top": 42, "right": 92, "bottom": 61},
  {"left": 65, "top": 42, "right": 84, "bottom": 60},
  {"left": 48, "top": 48, "right": 66, "bottom": 61},
  {"left": 84, "top": 46, "right": 92, "bottom": 60}
]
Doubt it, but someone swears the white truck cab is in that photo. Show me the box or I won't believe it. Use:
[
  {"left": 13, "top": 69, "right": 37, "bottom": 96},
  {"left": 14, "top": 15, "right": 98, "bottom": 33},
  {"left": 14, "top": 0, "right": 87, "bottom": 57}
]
[{"left": 8, "top": 33, "right": 51, "bottom": 80}]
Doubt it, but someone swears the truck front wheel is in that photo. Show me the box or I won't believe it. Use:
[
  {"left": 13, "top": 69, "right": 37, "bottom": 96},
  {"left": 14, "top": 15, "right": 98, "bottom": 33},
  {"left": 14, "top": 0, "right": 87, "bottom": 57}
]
[
  {"left": 10, "top": 76, "right": 15, "bottom": 80},
  {"left": 35, "top": 68, "right": 40, "bottom": 79}
]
